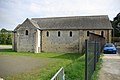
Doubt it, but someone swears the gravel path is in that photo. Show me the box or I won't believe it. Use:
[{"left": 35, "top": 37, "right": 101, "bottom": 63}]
[
  {"left": 98, "top": 53, "right": 120, "bottom": 80},
  {"left": 0, "top": 45, "right": 12, "bottom": 49},
  {"left": 0, "top": 55, "right": 54, "bottom": 78},
  {"left": 0, "top": 45, "right": 55, "bottom": 79}
]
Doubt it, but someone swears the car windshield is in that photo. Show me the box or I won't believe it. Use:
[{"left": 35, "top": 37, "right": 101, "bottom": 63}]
[{"left": 105, "top": 44, "right": 114, "bottom": 47}]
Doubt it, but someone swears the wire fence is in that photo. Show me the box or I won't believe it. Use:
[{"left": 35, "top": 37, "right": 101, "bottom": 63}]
[
  {"left": 85, "top": 39, "right": 101, "bottom": 80},
  {"left": 51, "top": 39, "right": 102, "bottom": 80}
]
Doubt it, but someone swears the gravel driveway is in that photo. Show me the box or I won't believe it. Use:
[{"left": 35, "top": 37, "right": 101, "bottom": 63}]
[{"left": 98, "top": 52, "right": 120, "bottom": 80}]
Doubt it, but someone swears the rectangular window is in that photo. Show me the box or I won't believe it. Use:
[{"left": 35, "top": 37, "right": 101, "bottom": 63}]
[{"left": 58, "top": 31, "right": 60, "bottom": 37}]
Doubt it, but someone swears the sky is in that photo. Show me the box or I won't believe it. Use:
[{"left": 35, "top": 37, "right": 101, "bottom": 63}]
[{"left": 0, "top": 0, "right": 120, "bottom": 30}]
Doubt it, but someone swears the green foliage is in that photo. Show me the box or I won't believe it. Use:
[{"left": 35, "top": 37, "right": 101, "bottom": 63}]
[
  {"left": 1, "top": 28, "right": 8, "bottom": 32},
  {"left": 0, "top": 28, "right": 12, "bottom": 45},
  {"left": 111, "top": 12, "right": 120, "bottom": 37},
  {"left": 65, "top": 56, "right": 85, "bottom": 80}
]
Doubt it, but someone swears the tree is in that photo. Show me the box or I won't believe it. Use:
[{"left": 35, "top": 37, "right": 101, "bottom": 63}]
[
  {"left": 0, "top": 28, "right": 12, "bottom": 45},
  {"left": 114, "top": 13, "right": 120, "bottom": 21},
  {"left": 0, "top": 28, "right": 8, "bottom": 32},
  {"left": 112, "top": 12, "right": 120, "bottom": 37},
  {"left": 6, "top": 33, "right": 12, "bottom": 44},
  {"left": 0, "top": 33, "right": 7, "bottom": 44}
]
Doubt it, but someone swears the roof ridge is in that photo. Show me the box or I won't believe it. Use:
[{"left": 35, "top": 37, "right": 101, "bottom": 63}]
[
  {"left": 31, "top": 15, "right": 108, "bottom": 20},
  {"left": 14, "top": 24, "right": 21, "bottom": 30},
  {"left": 29, "top": 19, "right": 40, "bottom": 29}
]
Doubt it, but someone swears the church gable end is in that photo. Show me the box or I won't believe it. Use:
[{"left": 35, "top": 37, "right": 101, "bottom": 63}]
[{"left": 14, "top": 18, "right": 40, "bottom": 53}]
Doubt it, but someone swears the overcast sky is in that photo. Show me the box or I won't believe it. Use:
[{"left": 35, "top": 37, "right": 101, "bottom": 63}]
[{"left": 0, "top": 0, "right": 120, "bottom": 30}]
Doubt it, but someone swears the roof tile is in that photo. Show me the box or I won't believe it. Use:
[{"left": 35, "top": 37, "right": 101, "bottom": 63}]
[{"left": 30, "top": 15, "right": 113, "bottom": 30}]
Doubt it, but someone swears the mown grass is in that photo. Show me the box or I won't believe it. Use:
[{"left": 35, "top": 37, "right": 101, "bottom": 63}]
[
  {"left": 0, "top": 49, "right": 102, "bottom": 80},
  {"left": 91, "top": 56, "right": 103, "bottom": 80}
]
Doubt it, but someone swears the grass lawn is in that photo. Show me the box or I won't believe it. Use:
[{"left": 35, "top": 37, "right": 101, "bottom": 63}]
[
  {"left": 0, "top": 49, "right": 102, "bottom": 80},
  {"left": 92, "top": 55, "right": 103, "bottom": 80}
]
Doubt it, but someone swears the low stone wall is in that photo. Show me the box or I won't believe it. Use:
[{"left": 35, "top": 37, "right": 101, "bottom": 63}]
[
  {"left": 0, "top": 78, "right": 4, "bottom": 80},
  {"left": 115, "top": 42, "right": 120, "bottom": 47}
]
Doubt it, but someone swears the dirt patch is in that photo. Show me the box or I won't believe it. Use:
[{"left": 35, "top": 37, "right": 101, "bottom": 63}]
[
  {"left": 0, "top": 55, "right": 54, "bottom": 78},
  {"left": 98, "top": 54, "right": 120, "bottom": 80}
]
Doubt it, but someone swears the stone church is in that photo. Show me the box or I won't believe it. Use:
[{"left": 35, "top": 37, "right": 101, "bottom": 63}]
[{"left": 12, "top": 15, "right": 113, "bottom": 53}]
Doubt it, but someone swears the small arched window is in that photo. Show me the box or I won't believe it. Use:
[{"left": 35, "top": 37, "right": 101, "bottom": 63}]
[
  {"left": 25, "top": 30, "right": 28, "bottom": 35},
  {"left": 101, "top": 31, "right": 104, "bottom": 37},
  {"left": 70, "top": 31, "right": 72, "bottom": 37},
  {"left": 58, "top": 31, "right": 60, "bottom": 37},
  {"left": 87, "top": 31, "right": 89, "bottom": 36},
  {"left": 46, "top": 31, "right": 49, "bottom": 37}
]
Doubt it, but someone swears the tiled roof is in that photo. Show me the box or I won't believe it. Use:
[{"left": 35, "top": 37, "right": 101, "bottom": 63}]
[
  {"left": 14, "top": 24, "right": 21, "bottom": 30},
  {"left": 30, "top": 15, "right": 112, "bottom": 30}
]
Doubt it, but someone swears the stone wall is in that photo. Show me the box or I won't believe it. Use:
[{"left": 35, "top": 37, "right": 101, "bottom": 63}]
[
  {"left": 84, "top": 30, "right": 112, "bottom": 42},
  {"left": 42, "top": 30, "right": 81, "bottom": 53},
  {"left": 39, "top": 29, "right": 112, "bottom": 53}
]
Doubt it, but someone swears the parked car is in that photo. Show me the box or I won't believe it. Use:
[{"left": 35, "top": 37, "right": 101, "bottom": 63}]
[{"left": 103, "top": 43, "right": 117, "bottom": 54}]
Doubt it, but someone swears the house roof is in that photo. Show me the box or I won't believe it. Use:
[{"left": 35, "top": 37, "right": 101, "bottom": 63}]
[
  {"left": 29, "top": 19, "right": 40, "bottom": 29},
  {"left": 14, "top": 24, "right": 21, "bottom": 31},
  {"left": 30, "top": 15, "right": 113, "bottom": 30},
  {"left": 14, "top": 18, "right": 40, "bottom": 31}
]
